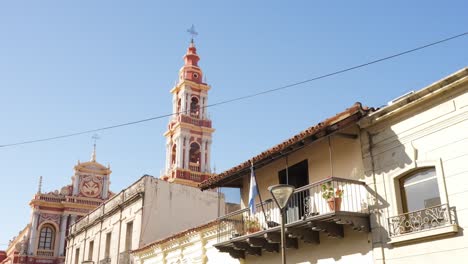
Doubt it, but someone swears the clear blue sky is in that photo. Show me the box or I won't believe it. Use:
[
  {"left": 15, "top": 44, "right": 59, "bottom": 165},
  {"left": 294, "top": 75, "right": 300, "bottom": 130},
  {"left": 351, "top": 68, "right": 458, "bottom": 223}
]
[{"left": 0, "top": 0, "right": 466, "bottom": 246}]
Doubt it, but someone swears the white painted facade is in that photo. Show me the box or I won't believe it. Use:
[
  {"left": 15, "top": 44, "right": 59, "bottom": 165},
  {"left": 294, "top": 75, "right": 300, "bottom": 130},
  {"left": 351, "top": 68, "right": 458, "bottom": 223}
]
[
  {"left": 132, "top": 222, "right": 241, "bottom": 264},
  {"left": 360, "top": 67, "right": 468, "bottom": 263},
  {"left": 66, "top": 176, "right": 224, "bottom": 264}
]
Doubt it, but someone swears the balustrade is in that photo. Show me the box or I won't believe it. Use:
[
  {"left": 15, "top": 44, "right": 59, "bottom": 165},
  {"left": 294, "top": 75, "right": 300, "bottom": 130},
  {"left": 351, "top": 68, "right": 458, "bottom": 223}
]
[
  {"left": 387, "top": 203, "right": 456, "bottom": 237},
  {"left": 216, "top": 177, "right": 369, "bottom": 244}
]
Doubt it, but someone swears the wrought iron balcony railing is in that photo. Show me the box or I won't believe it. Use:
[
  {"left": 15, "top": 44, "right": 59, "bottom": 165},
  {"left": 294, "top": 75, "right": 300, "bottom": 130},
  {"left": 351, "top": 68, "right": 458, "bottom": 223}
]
[
  {"left": 216, "top": 177, "right": 369, "bottom": 244},
  {"left": 387, "top": 203, "right": 456, "bottom": 237}
]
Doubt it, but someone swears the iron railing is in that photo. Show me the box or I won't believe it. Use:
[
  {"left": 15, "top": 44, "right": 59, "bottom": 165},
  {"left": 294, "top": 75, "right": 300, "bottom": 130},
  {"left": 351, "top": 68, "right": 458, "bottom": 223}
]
[
  {"left": 216, "top": 177, "right": 368, "bottom": 243},
  {"left": 387, "top": 203, "right": 456, "bottom": 237}
]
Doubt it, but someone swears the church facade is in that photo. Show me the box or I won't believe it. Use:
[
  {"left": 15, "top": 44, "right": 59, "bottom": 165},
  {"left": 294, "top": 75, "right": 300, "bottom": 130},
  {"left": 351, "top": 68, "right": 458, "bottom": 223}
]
[{"left": 1, "top": 150, "right": 113, "bottom": 264}]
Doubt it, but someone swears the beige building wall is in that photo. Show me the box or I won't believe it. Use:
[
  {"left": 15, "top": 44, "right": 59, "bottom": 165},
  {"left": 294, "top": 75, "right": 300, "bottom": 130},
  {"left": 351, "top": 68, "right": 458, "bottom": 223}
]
[
  {"left": 241, "top": 125, "right": 365, "bottom": 209},
  {"left": 360, "top": 68, "right": 468, "bottom": 263},
  {"left": 235, "top": 125, "right": 372, "bottom": 263}
]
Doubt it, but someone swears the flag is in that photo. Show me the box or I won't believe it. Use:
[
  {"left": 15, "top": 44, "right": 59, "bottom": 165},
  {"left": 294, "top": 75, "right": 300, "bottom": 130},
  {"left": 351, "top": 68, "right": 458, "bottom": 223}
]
[{"left": 248, "top": 164, "right": 258, "bottom": 215}]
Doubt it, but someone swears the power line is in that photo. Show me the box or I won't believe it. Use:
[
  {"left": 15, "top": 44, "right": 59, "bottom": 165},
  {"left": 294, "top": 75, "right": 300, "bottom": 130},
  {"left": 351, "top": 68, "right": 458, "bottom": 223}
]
[{"left": 1, "top": 31, "right": 466, "bottom": 148}]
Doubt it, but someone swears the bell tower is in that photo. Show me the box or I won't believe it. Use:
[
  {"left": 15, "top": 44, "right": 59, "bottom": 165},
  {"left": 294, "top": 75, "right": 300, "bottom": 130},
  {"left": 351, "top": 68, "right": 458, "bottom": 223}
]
[{"left": 162, "top": 37, "right": 215, "bottom": 186}]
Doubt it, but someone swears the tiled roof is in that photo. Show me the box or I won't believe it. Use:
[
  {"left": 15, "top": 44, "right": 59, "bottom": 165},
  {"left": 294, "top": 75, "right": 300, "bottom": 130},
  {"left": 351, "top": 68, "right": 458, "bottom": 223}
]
[
  {"left": 132, "top": 220, "right": 218, "bottom": 254},
  {"left": 199, "top": 102, "right": 371, "bottom": 190}
]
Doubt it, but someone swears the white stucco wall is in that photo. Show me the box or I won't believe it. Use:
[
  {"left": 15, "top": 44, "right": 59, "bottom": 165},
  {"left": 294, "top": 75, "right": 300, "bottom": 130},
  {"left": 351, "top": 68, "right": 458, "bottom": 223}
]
[
  {"left": 66, "top": 176, "right": 224, "bottom": 264},
  {"left": 139, "top": 179, "right": 224, "bottom": 247},
  {"left": 361, "top": 71, "right": 468, "bottom": 263}
]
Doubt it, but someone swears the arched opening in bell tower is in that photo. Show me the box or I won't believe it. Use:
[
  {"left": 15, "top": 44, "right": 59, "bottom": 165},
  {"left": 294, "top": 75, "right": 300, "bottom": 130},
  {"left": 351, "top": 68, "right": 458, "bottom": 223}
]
[
  {"left": 171, "top": 144, "right": 177, "bottom": 166},
  {"left": 189, "top": 142, "right": 201, "bottom": 171},
  {"left": 190, "top": 97, "right": 200, "bottom": 118},
  {"left": 177, "top": 98, "right": 181, "bottom": 114}
]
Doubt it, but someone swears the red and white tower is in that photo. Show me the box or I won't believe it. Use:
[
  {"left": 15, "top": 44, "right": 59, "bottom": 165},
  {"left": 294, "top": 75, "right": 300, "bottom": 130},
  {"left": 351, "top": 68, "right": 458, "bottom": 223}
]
[{"left": 162, "top": 38, "right": 215, "bottom": 186}]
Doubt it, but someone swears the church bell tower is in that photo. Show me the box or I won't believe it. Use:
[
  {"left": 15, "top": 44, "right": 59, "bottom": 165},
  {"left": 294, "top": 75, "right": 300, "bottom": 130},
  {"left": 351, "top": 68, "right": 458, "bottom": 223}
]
[{"left": 162, "top": 37, "right": 215, "bottom": 186}]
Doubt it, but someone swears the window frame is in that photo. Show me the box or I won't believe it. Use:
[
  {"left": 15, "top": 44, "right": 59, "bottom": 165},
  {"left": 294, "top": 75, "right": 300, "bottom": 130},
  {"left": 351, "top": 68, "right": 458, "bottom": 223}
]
[
  {"left": 389, "top": 159, "right": 448, "bottom": 217},
  {"left": 399, "top": 167, "right": 440, "bottom": 213},
  {"left": 37, "top": 224, "right": 56, "bottom": 251}
]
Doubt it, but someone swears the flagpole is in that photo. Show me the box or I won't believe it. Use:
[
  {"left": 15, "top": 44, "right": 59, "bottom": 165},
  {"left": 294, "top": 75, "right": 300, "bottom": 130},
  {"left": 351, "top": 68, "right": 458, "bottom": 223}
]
[{"left": 251, "top": 160, "right": 269, "bottom": 228}]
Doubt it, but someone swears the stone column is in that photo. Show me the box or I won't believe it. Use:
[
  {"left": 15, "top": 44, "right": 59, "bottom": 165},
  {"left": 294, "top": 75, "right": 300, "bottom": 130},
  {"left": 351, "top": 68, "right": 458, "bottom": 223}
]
[
  {"left": 172, "top": 94, "right": 177, "bottom": 115},
  {"left": 176, "top": 136, "right": 183, "bottom": 168},
  {"left": 27, "top": 210, "right": 40, "bottom": 255},
  {"left": 180, "top": 91, "right": 187, "bottom": 114},
  {"left": 184, "top": 135, "right": 190, "bottom": 169},
  {"left": 201, "top": 96, "right": 207, "bottom": 119},
  {"left": 165, "top": 142, "right": 172, "bottom": 174},
  {"left": 206, "top": 140, "right": 212, "bottom": 173},
  {"left": 57, "top": 214, "right": 69, "bottom": 256},
  {"left": 200, "top": 139, "right": 206, "bottom": 173}
]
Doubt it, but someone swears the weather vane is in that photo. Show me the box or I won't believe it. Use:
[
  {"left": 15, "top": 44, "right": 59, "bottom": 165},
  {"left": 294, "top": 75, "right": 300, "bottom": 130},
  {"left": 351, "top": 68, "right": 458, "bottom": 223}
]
[{"left": 187, "top": 24, "right": 198, "bottom": 43}]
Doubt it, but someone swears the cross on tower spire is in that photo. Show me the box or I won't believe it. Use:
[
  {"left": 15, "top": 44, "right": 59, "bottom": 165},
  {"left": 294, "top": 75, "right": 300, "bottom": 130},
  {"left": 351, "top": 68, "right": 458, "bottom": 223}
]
[{"left": 187, "top": 24, "right": 198, "bottom": 44}]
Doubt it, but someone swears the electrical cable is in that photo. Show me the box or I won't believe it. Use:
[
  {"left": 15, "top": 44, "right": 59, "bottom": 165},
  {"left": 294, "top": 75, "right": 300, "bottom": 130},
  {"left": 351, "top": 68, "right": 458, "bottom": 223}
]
[{"left": 0, "top": 31, "right": 466, "bottom": 148}]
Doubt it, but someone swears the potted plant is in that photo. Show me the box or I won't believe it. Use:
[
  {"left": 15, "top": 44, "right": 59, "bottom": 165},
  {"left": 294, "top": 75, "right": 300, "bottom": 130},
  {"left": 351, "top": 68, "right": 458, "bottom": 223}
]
[
  {"left": 321, "top": 182, "right": 344, "bottom": 211},
  {"left": 244, "top": 217, "right": 261, "bottom": 234}
]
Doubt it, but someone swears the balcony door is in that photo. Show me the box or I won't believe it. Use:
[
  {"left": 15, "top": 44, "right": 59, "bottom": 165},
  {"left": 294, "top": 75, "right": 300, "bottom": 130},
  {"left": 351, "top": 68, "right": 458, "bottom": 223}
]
[{"left": 279, "top": 159, "right": 309, "bottom": 222}]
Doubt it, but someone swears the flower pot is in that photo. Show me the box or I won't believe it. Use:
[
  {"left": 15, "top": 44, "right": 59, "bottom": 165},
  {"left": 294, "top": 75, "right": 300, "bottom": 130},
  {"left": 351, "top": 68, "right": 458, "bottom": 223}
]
[
  {"left": 327, "top": 197, "right": 342, "bottom": 211},
  {"left": 247, "top": 227, "right": 260, "bottom": 234}
]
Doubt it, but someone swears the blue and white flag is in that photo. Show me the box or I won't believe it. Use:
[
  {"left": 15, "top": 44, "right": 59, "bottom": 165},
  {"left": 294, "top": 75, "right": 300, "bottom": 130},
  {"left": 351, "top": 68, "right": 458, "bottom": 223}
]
[{"left": 248, "top": 164, "right": 258, "bottom": 215}]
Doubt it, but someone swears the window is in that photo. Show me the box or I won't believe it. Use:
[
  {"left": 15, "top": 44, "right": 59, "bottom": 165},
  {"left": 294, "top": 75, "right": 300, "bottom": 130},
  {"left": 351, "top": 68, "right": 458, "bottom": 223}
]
[
  {"left": 125, "top": 222, "right": 133, "bottom": 251},
  {"left": 105, "top": 233, "right": 111, "bottom": 258},
  {"left": 74, "top": 248, "right": 80, "bottom": 264},
  {"left": 38, "top": 224, "right": 55, "bottom": 250},
  {"left": 400, "top": 167, "right": 440, "bottom": 212},
  {"left": 88, "top": 241, "right": 94, "bottom": 261}
]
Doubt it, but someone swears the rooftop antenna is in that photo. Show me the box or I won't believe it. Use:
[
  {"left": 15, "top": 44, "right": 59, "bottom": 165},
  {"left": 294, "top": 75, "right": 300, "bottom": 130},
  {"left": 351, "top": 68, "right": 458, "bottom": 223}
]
[
  {"left": 187, "top": 24, "right": 198, "bottom": 44},
  {"left": 91, "top": 134, "right": 100, "bottom": 162}
]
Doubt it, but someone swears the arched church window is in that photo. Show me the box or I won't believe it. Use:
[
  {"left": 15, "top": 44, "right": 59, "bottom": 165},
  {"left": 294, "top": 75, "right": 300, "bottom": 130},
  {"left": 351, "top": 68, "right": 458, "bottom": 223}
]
[
  {"left": 400, "top": 167, "right": 440, "bottom": 212},
  {"left": 190, "top": 97, "right": 199, "bottom": 118},
  {"left": 38, "top": 224, "right": 55, "bottom": 250}
]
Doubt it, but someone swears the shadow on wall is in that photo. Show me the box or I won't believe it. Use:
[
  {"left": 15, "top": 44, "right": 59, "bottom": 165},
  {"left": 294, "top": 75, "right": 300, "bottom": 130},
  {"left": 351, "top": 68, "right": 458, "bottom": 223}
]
[{"left": 365, "top": 128, "right": 413, "bottom": 246}]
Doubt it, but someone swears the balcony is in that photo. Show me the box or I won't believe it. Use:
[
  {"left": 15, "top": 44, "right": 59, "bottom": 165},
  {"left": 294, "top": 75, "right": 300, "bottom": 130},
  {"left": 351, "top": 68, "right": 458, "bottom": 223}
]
[
  {"left": 36, "top": 249, "right": 54, "bottom": 257},
  {"left": 214, "top": 177, "right": 370, "bottom": 259},
  {"left": 189, "top": 162, "right": 201, "bottom": 172},
  {"left": 387, "top": 203, "right": 458, "bottom": 244}
]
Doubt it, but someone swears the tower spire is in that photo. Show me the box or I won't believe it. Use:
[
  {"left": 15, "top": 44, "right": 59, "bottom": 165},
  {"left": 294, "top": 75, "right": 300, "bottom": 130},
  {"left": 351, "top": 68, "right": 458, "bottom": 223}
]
[{"left": 91, "top": 134, "right": 100, "bottom": 162}]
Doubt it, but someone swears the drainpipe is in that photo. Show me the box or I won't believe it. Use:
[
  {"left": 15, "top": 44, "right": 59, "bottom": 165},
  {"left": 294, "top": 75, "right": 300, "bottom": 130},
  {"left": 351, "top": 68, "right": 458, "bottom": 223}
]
[{"left": 366, "top": 131, "right": 386, "bottom": 264}]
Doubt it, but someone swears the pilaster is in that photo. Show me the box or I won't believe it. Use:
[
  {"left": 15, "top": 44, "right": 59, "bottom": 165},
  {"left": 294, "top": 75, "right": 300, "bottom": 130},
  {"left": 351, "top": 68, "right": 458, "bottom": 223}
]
[{"left": 27, "top": 210, "right": 39, "bottom": 255}]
